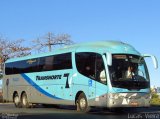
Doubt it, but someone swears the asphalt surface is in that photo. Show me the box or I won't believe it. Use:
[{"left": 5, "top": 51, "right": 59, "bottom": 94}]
[{"left": 0, "top": 103, "right": 160, "bottom": 119}]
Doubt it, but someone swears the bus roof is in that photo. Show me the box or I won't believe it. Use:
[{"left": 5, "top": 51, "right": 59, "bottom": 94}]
[{"left": 5, "top": 41, "right": 140, "bottom": 63}]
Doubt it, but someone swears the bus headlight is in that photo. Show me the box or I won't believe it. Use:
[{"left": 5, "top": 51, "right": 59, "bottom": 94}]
[
  {"left": 114, "top": 94, "right": 119, "bottom": 99},
  {"left": 109, "top": 94, "right": 119, "bottom": 99}
]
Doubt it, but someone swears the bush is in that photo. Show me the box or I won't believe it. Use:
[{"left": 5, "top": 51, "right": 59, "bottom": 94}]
[
  {"left": 152, "top": 93, "right": 159, "bottom": 98},
  {"left": 0, "top": 74, "right": 3, "bottom": 79},
  {"left": 150, "top": 93, "right": 160, "bottom": 106}
]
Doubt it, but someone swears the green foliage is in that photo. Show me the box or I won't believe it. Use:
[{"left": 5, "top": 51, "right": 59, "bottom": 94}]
[
  {"left": 150, "top": 98, "right": 160, "bottom": 106},
  {"left": 152, "top": 93, "right": 159, "bottom": 98},
  {"left": 0, "top": 74, "right": 2, "bottom": 79},
  {"left": 150, "top": 93, "right": 160, "bottom": 106}
]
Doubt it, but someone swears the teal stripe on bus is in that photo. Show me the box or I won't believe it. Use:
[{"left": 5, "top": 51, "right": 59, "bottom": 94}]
[{"left": 21, "top": 73, "right": 63, "bottom": 100}]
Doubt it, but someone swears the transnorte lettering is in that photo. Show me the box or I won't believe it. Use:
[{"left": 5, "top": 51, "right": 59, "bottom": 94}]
[{"left": 36, "top": 75, "right": 62, "bottom": 80}]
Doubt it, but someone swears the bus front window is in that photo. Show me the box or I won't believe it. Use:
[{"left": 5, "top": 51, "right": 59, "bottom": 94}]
[{"left": 109, "top": 54, "right": 150, "bottom": 90}]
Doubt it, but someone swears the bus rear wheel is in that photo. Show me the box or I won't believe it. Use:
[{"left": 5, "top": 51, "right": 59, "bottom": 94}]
[
  {"left": 76, "top": 93, "right": 90, "bottom": 112},
  {"left": 13, "top": 94, "right": 21, "bottom": 108},
  {"left": 21, "top": 93, "right": 30, "bottom": 108}
]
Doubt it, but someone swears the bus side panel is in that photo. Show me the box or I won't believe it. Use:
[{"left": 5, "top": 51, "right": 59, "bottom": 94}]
[
  {"left": 3, "top": 70, "right": 75, "bottom": 105},
  {"left": 21, "top": 70, "right": 74, "bottom": 105},
  {"left": 95, "top": 82, "right": 108, "bottom": 107},
  {"left": 3, "top": 74, "right": 24, "bottom": 102},
  {"left": 2, "top": 76, "right": 9, "bottom": 101},
  {"left": 72, "top": 73, "right": 97, "bottom": 106},
  {"left": 72, "top": 74, "right": 109, "bottom": 107}
]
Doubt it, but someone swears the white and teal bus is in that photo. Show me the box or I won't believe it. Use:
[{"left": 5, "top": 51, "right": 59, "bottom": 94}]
[{"left": 2, "top": 41, "right": 158, "bottom": 112}]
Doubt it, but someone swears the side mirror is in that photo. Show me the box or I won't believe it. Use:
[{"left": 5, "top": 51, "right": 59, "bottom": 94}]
[
  {"left": 142, "top": 54, "right": 158, "bottom": 69},
  {"left": 107, "top": 52, "right": 112, "bottom": 66}
]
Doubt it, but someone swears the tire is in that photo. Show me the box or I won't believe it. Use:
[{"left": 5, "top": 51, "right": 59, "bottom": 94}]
[
  {"left": 21, "top": 93, "right": 30, "bottom": 108},
  {"left": 13, "top": 94, "right": 22, "bottom": 108},
  {"left": 77, "top": 93, "right": 90, "bottom": 112}
]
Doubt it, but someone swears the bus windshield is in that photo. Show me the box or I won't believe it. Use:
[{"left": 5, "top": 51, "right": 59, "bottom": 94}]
[{"left": 109, "top": 54, "right": 150, "bottom": 90}]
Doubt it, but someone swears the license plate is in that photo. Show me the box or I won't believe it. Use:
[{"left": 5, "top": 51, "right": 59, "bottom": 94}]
[{"left": 130, "top": 102, "right": 139, "bottom": 106}]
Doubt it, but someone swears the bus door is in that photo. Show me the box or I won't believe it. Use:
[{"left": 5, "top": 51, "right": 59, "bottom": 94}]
[
  {"left": 95, "top": 54, "right": 108, "bottom": 106},
  {"left": 74, "top": 52, "right": 108, "bottom": 106},
  {"left": 74, "top": 52, "right": 97, "bottom": 103}
]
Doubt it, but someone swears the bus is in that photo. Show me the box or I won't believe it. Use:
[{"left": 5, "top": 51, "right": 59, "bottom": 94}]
[{"left": 2, "top": 41, "right": 158, "bottom": 112}]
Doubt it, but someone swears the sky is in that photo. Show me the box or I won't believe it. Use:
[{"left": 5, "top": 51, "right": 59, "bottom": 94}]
[{"left": 0, "top": 0, "right": 159, "bottom": 87}]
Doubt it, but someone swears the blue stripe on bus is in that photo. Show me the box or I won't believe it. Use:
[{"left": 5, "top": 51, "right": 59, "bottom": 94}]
[{"left": 21, "top": 73, "right": 63, "bottom": 100}]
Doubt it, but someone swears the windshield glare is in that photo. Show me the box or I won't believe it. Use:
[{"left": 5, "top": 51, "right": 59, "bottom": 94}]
[{"left": 109, "top": 54, "right": 150, "bottom": 90}]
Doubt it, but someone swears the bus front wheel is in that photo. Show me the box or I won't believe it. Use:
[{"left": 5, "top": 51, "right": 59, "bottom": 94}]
[
  {"left": 21, "top": 93, "right": 30, "bottom": 108},
  {"left": 76, "top": 93, "right": 90, "bottom": 112}
]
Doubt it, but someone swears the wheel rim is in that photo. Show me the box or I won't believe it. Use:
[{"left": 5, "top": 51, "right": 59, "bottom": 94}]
[
  {"left": 14, "top": 96, "right": 19, "bottom": 105},
  {"left": 79, "top": 98, "right": 86, "bottom": 109},
  {"left": 22, "top": 96, "right": 27, "bottom": 106}
]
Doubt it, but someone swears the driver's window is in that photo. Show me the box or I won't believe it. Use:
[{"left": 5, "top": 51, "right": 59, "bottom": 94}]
[{"left": 138, "top": 64, "right": 146, "bottom": 79}]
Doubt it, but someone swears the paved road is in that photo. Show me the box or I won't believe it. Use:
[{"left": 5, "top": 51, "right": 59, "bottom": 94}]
[{"left": 0, "top": 103, "right": 160, "bottom": 119}]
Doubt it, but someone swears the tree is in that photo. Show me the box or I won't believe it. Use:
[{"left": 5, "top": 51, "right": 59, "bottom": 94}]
[
  {"left": 0, "top": 36, "right": 31, "bottom": 73},
  {"left": 0, "top": 38, "right": 31, "bottom": 60},
  {"left": 32, "top": 32, "right": 73, "bottom": 52}
]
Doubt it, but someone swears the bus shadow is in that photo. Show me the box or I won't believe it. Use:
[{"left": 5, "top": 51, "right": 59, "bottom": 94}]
[
  {"left": 88, "top": 106, "right": 160, "bottom": 115},
  {"left": 34, "top": 104, "right": 77, "bottom": 111},
  {"left": 32, "top": 104, "right": 160, "bottom": 115}
]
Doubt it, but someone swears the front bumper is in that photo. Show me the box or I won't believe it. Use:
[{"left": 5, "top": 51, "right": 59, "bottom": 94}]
[{"left": 107, "top": 93, "right": 151, "bottom": 108}]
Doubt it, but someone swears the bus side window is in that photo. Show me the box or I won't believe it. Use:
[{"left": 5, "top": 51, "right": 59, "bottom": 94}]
[
  {"left": 5, "top": 63, "right": 13, "bottom": 75},
  {"left": 38, "top": 57, "right": 45, "bottom": 71},
  {"left": 38, "top": 53, "right": 72, "bottom": 72},
  {"left": 75, "top": 52, "right": 96, "bottom": 79},
  {"left": 44, "top": 56, "right": 54, "bottom": 71}
]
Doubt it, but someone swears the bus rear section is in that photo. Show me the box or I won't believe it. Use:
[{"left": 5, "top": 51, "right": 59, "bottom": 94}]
[{"left": 3, "top": 52, "right": 75, "bottom": 107}]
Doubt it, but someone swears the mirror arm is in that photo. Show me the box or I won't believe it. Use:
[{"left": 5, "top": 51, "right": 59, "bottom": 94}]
[{"left": 142, "top": 54, "right": 158, "bottom": 69}]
